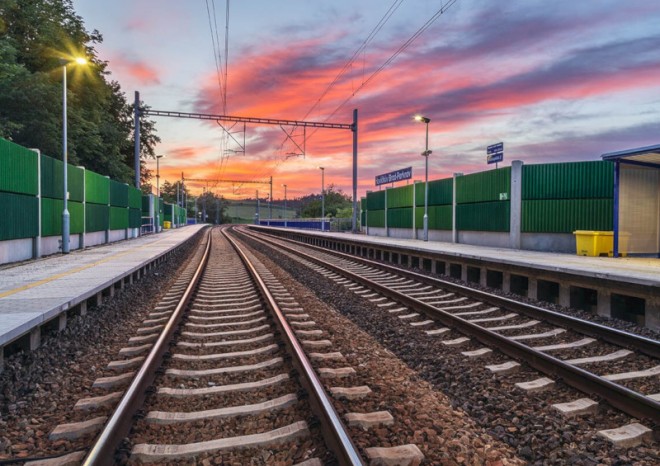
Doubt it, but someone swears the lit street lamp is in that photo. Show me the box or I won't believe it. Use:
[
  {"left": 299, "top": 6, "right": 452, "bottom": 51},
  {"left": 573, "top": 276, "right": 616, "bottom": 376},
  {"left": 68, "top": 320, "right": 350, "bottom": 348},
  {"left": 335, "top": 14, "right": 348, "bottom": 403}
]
[
  {"left": 414, "top": 115, "right": 432, "bottom": 241},
  {"left": 156, "top": 155, "right": 163, "bottom": 232},
  {"left": 319, "top": 167, "right": 325, "bottom": 232},
  {"left": 282, "top": 184, "right": 288, "bottom": 228},
  {"left": 61, "top": 56, "right": 87, "bottom": 254}
]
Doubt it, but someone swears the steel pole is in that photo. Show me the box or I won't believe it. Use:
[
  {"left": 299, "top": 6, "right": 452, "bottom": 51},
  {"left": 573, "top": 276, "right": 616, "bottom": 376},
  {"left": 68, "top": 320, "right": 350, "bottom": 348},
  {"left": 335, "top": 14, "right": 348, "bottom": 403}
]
[
  {"left": 351, "top": 108, "right": 358, "bottom": 233},
  {"left": 320, "top": 167, "right": 325, "bottom": 232},
  {"left": 423, "top": 121, "right": 429, "bottom": 242},
  {"left": 284, "top": 185, "right": 288, "bottom": 228},
  {"left": 134, "top": 91, "right": 140, "bottom": 188},
  {"left": 156, "top": 156, "right": 161, "bottom": 232},
  {"left": 62, "top": 65, "right": 70, "bottom": 253}
]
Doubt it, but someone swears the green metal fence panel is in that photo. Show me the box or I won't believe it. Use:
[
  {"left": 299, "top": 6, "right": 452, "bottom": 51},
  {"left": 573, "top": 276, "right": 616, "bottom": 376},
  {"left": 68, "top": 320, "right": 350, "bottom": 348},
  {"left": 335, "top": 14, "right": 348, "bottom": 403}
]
[
  {"left": 142, "top": 195, "right": 150, "bottom": 213},
  {"left": 109, "top": 206, "right": 129, "bottom": 230},
  {"left": 109, "top": 180, "right": 129, "bottom": 207},
  {"left": 40, "top": 155, "right": 84, "bottom": 201},
  {"left": 387, "top": 207, "right": 413, "bottom": 228},
  {"left": 366, "top": 209, "right": 385, "bottom": 228},
  {"left": 128, "top": 187, "right": 142, "bottom": 209},
  {"left": 0, "top": 138, "right": 38, "bottom": 195},
  {"left": 456, "top": 168, "right": 511, "bottom": 204},
  {"left": 386, "top": 185, "right": 413, "bottom": 209},
  {"left": 85, "top": 170, "right": 110, "bottom": 205},
  {"left": 0, "top": 192, "right": 38, "bottom": 240},
  {"left": 457, "top": 201, "right": 510, "bottom": 231},
  {"left": 41, "top": 199, "right": 84, "bottom": 236},
  {"left": 522, "top": 161, "right": 614, "bottom": 200},
  {"left": 416, "top": 178, "right": 453, "bottom": 206},
  {"left": 129, "top": 208, "right": 142, "bottom": 228},
  {"left": 522, "top": 199, "right": 613, "bottom": 233},
  {"left": 366, "top": 190, "right": 385, "bottom": 210},
  {"left": 361, "top": 209, "right": 366, "bottom": 226},
  {"left": 86, "top": 203, "right": 109, "bottom": 232},
  {"left": 415, "top": 205, "right": 453, "bottom": 230}
]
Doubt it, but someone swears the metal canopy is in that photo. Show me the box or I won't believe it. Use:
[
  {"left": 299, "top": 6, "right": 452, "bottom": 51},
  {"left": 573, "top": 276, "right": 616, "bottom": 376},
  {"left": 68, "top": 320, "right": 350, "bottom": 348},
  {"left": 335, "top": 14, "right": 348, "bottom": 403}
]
[
  {"left": 601, "top": 143, "right": 660, "bottom": 258},
  {"left": 601, "top": 143, "right": 660, "bottom": 168}
]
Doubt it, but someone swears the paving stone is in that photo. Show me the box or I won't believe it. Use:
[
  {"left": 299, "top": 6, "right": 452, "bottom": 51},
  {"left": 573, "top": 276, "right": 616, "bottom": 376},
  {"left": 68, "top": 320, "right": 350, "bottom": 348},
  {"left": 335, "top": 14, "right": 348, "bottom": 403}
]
[
  {"left": 49, "top": 416, "right": 107, "bottom": 441},
  {"left": 377, "top": 302, "right": 397, "bottom": 308},
  {"left": 295, "top": 329, "right": 324, "bottom": 337},
  {"left": 329, "top": 386, "right": 372, "bottom": 400},
  {"left": 182, "top": 323, "right": 270, "bottom": 339},
  {"left": 486, "top": 320, "right": 540, "bottom": 331},
  {"left": 515, "top": 377, "right": 555, "bottom": 393},
  {"left": 468, "top": 313, "right": 517, "bottom": 323},
  {"left": 345, "top": 411, "right": 394, "bottom": 428},
  {"left": 177, "top": 333, "right": 274, "bottom": 348},
  {"left": 285, "top": 313, "right": 310, "bottom": 320},
  {"left": 597, "top": 423, "right": 652, "bottom": 448},
  {"left": 552, "top": 398, "right": 598, "bottom": 418},
  {"left": 485, "top": 361, "right": 520, "bottom": 375},
  {"left": 146, "top": 394, "right": 298, "bottom": 424},
  {"left": 290, "top": 321, "right": 317, "bottom": 328},
  {"left": 131, "top": 421, "right": 310, "bottom": 462},
  {"left": 365, "top": 444, "right": 425, "bottom": 466},
  {"left": 387, "top": 307, "right": 407, "bottom": 314},
  {"left": 398, "top": 313, "right": 420, "bottom": 320},
  {"left": 454, "top": 307, "right": 499, "bottom": 317}
]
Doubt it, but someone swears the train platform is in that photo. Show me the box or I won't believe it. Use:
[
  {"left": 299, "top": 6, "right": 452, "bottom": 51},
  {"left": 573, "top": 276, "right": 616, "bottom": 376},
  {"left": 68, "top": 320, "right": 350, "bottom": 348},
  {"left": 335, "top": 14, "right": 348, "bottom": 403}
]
[
  {"left": 0, "top": 224, "right": 206, "bottom": 370},
  {"left": 250, "top": 226, "right": 660, "bottom": 330}
]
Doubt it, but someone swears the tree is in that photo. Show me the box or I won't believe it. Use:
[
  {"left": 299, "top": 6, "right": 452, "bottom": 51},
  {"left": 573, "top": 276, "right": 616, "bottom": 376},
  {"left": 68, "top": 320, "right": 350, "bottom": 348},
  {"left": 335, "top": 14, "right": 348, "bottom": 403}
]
[
  {"left": 194, "top": 191, "right": 230, "bottom": 225},
  {"left": 159, "top": 180, "right": 190, "bottom": 205},
  {"left": 300, "top": 185, "right": 352, "bottom": 218},
  {"left": 0, "top": 0, "right": 160, "bottom": 184}
]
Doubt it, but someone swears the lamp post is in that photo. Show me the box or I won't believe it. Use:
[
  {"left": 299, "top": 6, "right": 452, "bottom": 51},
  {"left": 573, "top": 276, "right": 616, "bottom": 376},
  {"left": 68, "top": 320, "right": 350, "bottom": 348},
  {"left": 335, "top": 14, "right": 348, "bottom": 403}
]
[
  {"left": 319, "top": 167, "right": 325, "bottom": 231},
  {"left": 156, "top": 155, "right": 163, "bottom": 232},
  {"left": 282, "top": 184, "right": 288, "bottom": 228},
  {"left": 414, "top": 115, "right": 432, "bottom": 241},
  {"left": 61, "top": 57, "right": 87, "bottom": 254}
]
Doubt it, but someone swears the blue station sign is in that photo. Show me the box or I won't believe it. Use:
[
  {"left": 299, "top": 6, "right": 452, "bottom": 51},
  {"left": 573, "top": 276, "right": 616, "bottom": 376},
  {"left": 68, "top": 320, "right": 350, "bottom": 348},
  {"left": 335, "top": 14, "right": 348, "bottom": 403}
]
[
  {"left": 487, "top": 142, "right": 504, "bottom": 164},
  {"left": 375, "top": 166, "right": 413, "bottom": 186}
]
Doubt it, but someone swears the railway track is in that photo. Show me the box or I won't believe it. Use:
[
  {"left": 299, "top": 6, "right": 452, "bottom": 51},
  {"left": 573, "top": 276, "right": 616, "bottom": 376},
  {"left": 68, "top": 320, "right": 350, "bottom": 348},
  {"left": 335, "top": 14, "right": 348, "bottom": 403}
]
[
  {"left": 236, "top": 226, "right": 660, "bottom": 448},
  {"left": 43, "top": 227, "right": 427, "bottom": 465}
]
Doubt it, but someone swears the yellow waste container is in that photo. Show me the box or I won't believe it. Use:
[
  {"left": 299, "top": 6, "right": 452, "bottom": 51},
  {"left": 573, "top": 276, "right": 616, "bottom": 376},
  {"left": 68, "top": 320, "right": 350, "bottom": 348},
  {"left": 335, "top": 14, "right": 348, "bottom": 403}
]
[
  {"left": 163, "top": 221, "right": 171, "bottom": 229},
  {"left": 573, "top": 231, "right": 629, "bottom": 257}
]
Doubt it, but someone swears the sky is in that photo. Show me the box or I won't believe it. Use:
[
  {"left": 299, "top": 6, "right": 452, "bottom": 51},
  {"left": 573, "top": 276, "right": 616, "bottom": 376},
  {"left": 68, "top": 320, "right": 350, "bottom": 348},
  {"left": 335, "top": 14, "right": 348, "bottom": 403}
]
[{"left": 72, "top": 0, "right": 660, "bottom": 201}]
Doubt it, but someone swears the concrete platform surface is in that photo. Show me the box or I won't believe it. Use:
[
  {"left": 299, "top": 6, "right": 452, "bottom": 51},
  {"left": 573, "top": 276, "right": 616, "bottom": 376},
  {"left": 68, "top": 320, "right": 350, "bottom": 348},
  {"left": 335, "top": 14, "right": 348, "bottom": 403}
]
[
  {"left": 0, "top": 225, "right": 206, "bottom": 347},
  {"left": 258, "top": 227, "right": 660, "bottom": 287}
]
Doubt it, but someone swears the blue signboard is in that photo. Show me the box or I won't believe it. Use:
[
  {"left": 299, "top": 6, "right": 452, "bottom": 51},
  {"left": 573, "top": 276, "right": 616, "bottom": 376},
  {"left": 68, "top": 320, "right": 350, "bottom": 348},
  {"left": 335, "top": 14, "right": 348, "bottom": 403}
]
[
  {"left": 375, "top": 166, "right": 413, "bottom": 186},
  {"left": 487, "top": 142, "right": 504, "bottom": 164}
]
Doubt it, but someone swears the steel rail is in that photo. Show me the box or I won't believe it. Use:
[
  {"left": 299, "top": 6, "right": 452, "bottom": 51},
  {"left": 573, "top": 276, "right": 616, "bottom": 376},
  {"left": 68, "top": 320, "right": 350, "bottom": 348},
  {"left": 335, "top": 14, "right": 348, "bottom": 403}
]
[
  {"left": 83, "top": 228, "right": 212, "bottom": 465},
  {"left": 222, "top": 228, "right": 365, "bottom": 466},
  {"left": 240, "top": 228, "right": 660, "bottom": 424},
  {"left": 248, "top": 228, "right": 660, "bottom": 360}
]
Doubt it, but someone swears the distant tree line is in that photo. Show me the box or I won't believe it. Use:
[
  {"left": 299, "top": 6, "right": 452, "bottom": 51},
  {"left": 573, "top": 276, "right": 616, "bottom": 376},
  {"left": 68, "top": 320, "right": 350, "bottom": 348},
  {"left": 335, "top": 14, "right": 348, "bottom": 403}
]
[{"left": 0, "top": 0, "right": 159, "bottom": 184}]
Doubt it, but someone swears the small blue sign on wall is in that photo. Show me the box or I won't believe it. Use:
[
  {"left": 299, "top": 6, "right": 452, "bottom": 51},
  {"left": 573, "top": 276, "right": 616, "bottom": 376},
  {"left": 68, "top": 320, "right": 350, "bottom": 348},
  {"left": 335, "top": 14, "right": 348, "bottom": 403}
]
[
  {"left": 487, "top": 142, "right": 504, "bottom": 164},
  {"left": 375, "top": 167, "right": 413, "bottom": 186}
]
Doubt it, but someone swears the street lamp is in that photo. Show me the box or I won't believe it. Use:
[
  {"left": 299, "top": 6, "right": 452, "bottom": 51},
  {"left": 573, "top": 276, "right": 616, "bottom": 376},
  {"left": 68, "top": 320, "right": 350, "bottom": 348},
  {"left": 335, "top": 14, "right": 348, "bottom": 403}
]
[
  {"left": 319, "top": 167, "right": 325, "bottom": 232},
  {"left": 414, "top": 115, "right": 432, "bottom": 241},
  {"left": 61, "top": 56, "right": 87, "bottom": 254},
  {"left": 282, "top": 184, "right": 288, "bottom": 228},
  {"left": 156, "top": 155, "right": 163, "bottom": 232}
]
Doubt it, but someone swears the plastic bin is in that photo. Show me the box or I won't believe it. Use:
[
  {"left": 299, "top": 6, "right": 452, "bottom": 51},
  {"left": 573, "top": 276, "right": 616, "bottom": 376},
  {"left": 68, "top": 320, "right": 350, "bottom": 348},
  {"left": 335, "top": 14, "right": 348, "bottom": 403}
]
[
  {"left": 573, "top": 231, "right": 629, "bottom": 257},
  {"left": 163, "top": 221, "right": 171, "bottom": 229}
]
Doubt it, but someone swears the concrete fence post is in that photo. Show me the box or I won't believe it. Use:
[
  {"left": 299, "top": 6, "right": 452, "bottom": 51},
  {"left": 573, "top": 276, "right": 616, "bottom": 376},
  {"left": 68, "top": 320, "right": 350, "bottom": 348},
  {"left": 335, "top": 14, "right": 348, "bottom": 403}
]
[{"left": 510, "top": 160, "right": 524, "bottom": 249}]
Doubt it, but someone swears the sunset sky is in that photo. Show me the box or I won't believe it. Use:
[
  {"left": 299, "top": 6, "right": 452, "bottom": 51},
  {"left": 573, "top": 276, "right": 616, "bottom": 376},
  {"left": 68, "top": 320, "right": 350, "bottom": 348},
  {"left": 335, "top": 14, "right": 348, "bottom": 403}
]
[{"left": 72, "top": 0, "right": 660, "bottom": 201}]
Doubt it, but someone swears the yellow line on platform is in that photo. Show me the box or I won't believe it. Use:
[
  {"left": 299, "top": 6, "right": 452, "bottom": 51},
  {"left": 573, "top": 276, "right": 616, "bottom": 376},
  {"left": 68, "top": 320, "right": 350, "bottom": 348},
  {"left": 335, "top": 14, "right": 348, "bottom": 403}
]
[{"left": 0, "top": 236, "right": 172, "bottom": 300}]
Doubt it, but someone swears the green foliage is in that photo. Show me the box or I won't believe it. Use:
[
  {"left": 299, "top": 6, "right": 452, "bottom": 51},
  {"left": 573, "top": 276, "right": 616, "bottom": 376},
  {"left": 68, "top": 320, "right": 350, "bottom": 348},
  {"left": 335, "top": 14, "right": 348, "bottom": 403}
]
[
  {"left": 300, "top": 185, "right": 352, "bottom": 218},
  {"left": 0, "top": 0, "right": 160, "bottom": 184}
]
